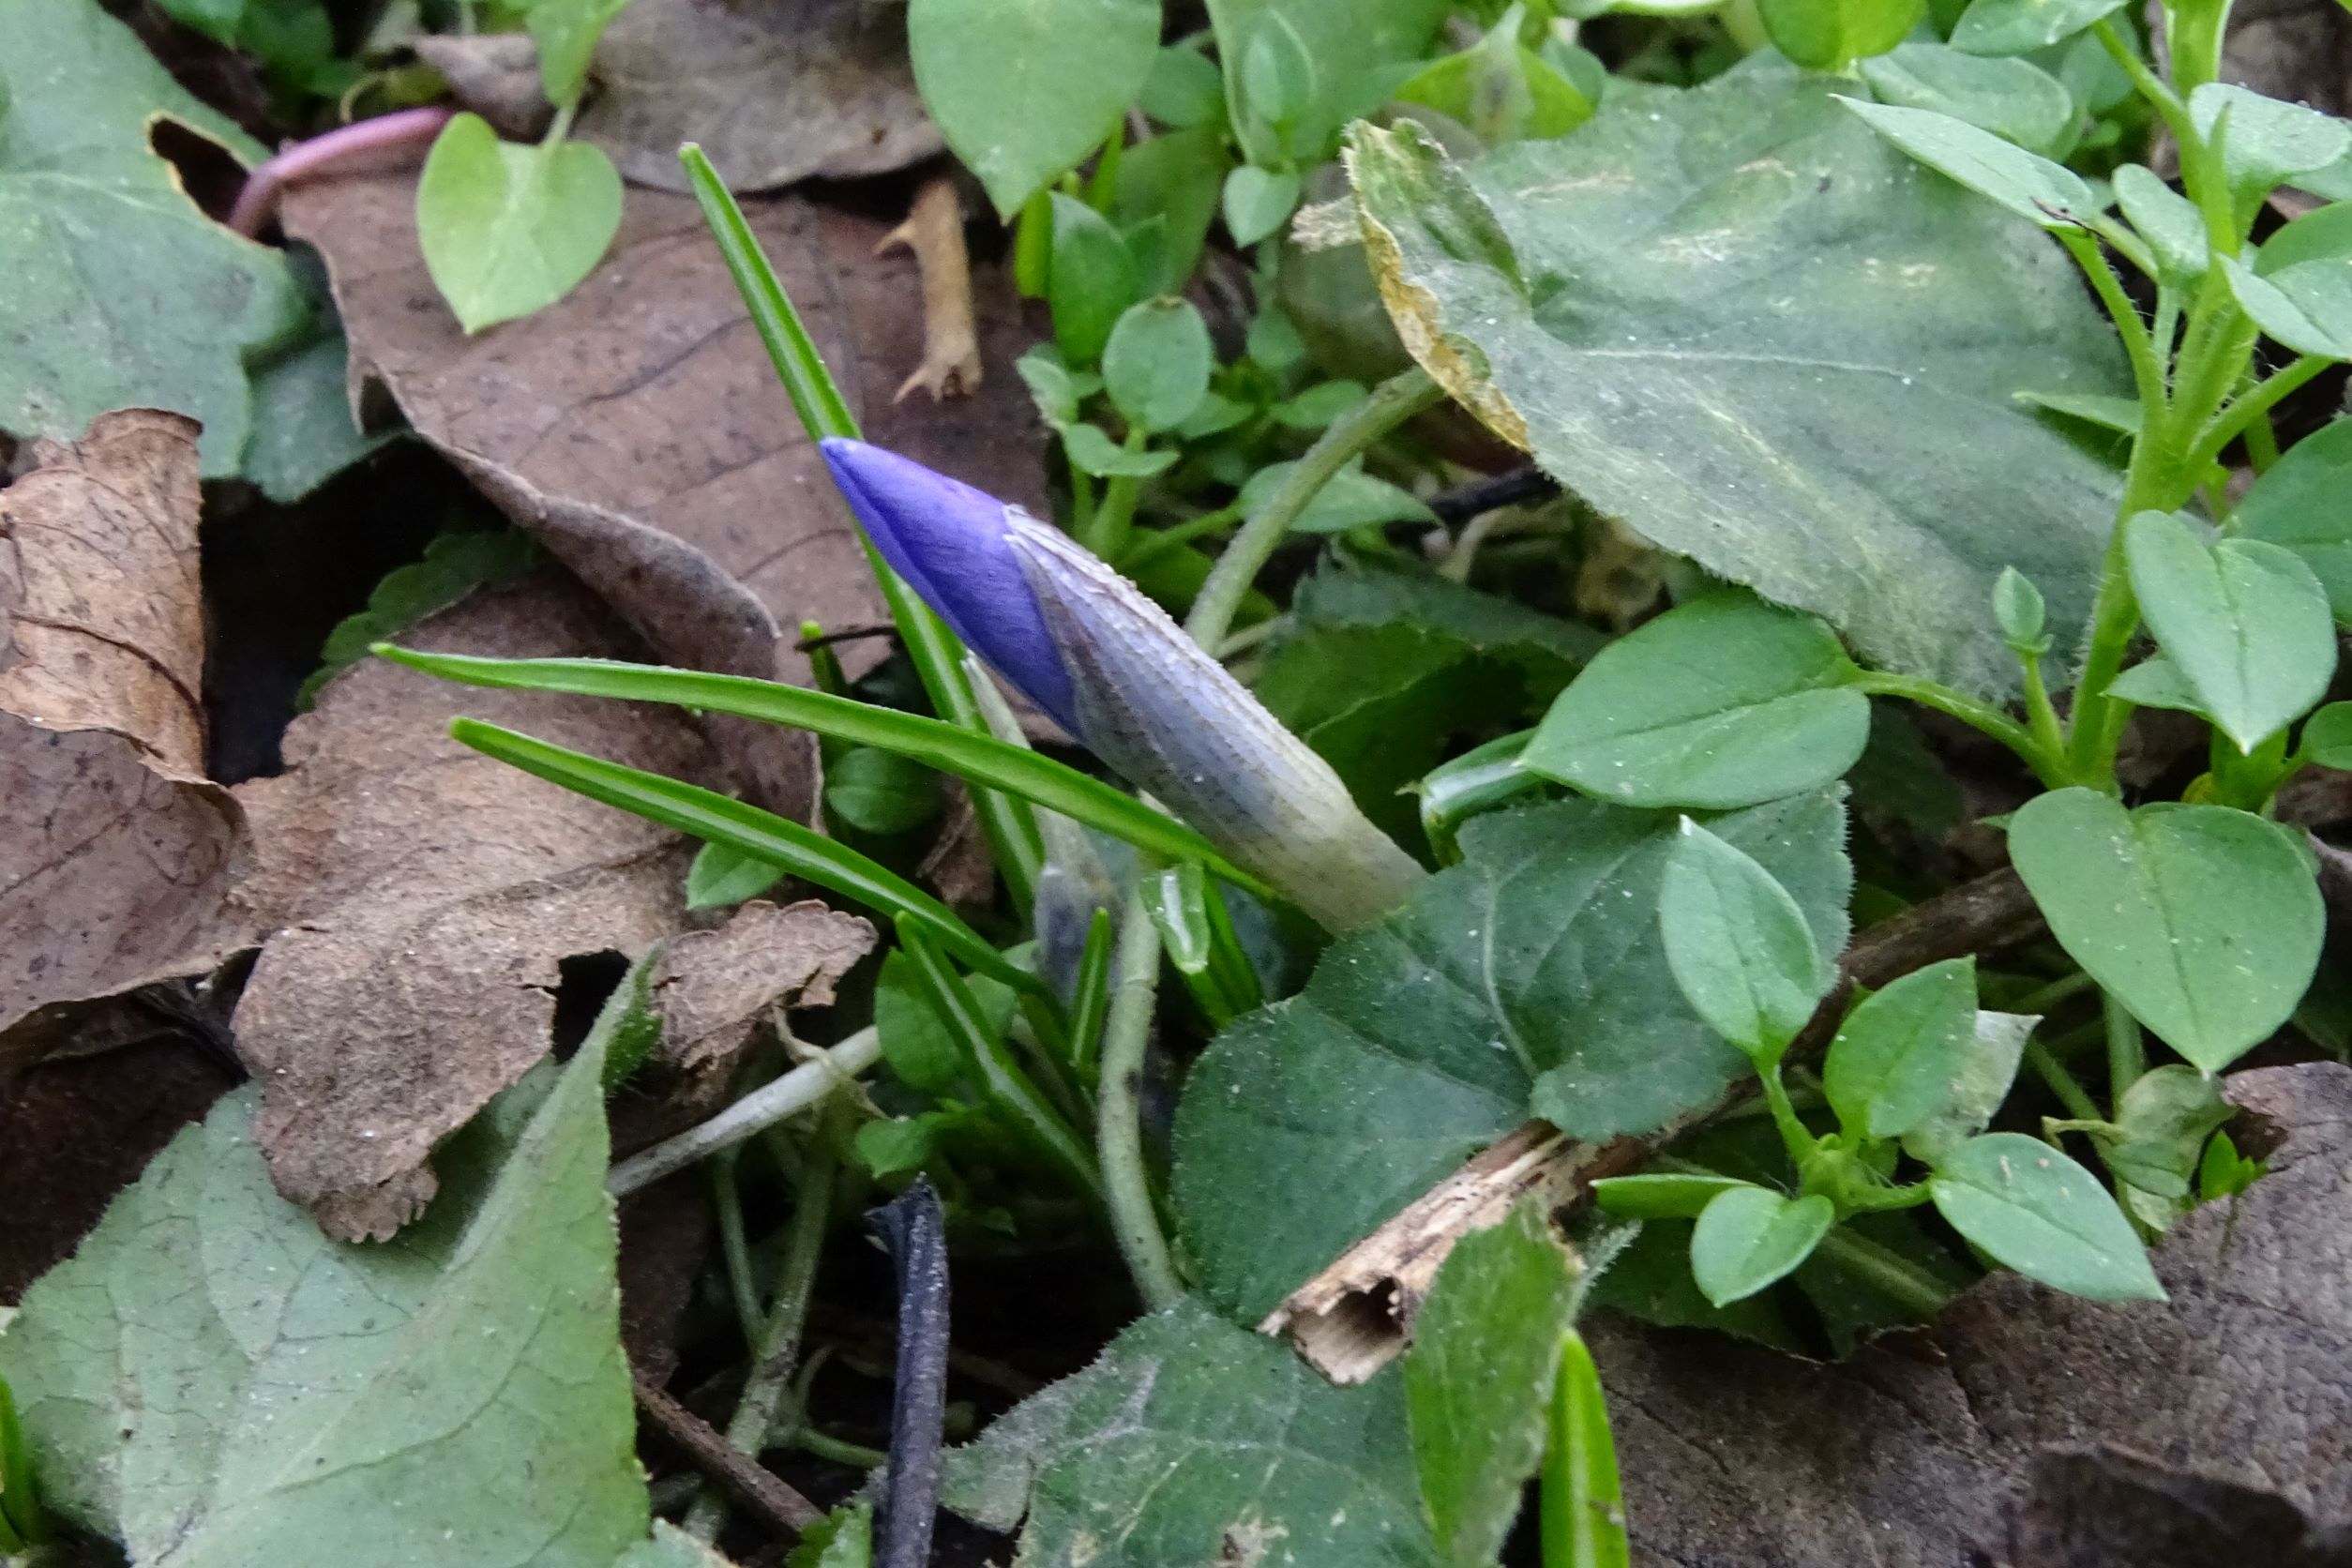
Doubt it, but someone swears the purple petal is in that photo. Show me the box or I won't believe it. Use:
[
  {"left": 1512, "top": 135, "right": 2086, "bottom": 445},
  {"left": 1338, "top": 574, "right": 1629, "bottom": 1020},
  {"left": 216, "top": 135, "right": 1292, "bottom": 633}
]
[{"left": 820, "top": 438, "right": 1078, "bottom": 733}]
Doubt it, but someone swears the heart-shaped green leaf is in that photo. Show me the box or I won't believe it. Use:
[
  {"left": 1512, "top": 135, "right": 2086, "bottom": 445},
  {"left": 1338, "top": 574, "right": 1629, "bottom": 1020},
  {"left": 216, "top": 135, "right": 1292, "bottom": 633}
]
[
  {"left": 1659, "top": 819, "right": 1837, "bottom": 1062},
  {"left": 1523, "top": 594, "right": 1869, "bottom": 809},
  {"left": 1760, "top": 0, "right": 1922, "bottom": 71},
  {"left": 1822, "top": 957, "right": 1981, "bottom": 1140},
  {"left": 1223, "top": 164, "right": 1303, "bottom": 245},
  {"left": 1690, "top": 1187, "right": 1835, "bottom": 1306},
  {"left": 416, "top": 113, "right": 623, "bottom": 334},
  {"left": 1929, "top": 1132, "right": 2164, "bottom": 1300},
  {"left": 2122, "top": 509, "right": 2336, "bottom": 751},
  {"left": 2009, "top": 788, "right": 2325, "bottom": 1072}
]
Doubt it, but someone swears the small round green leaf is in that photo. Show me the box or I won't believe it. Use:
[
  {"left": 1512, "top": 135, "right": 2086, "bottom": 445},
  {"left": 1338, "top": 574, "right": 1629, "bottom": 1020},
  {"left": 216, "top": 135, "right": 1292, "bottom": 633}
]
[
  {"left": 1523, "top": 594, "right": 1869, "bottom": 809},
  {"left": 1929, "top": 1132, "right": 2164, "bottom": 1301},
  {"left": 2122, "top": 509, "right": 2336, "bottom": 753},
  {"left": 1759, "top": 0, "right": 1921, "bottom": 72},
  {"left": 2303, "top": 701, "right": 2352, "bottom": 768},
  {"left": 1223, "top": 165, "right": 1303, "bottom": 247},
  {"left": 1690, "top": 1187, "right": 1835, "bottom": 1306},
  {"left": 2009, "top": 789, "right": 2325, "bottom": 1073},
  {"left": 1822, "top": 957, "right": 1980, "bottom": 1140},
  {"left": 1101, "top": 297, "right": 1214, "bottom": 433},
  {"left": 1659, "top": 819, "right": 1836, "bottom": 1062},
  {"left": 416, "top": 114, "right": 623, "bottom": 334},
  {"left": 909, "top": 0, "right": 1159, "bottom": 219},
  {"left": 1048, "top": 194, "right": 1141, "bottom": 364},
  {"left": 2238, "top": 416, "right": 2352, "bottom": 626}
]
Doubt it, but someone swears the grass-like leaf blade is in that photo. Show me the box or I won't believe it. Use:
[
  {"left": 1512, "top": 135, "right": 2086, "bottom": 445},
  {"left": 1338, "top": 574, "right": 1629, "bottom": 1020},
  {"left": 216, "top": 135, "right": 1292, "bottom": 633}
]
[
  {"left": 388, "top": 648, "right": 1268, "bottom": 900},
  {"left": 448, "top": 717, "right": 1045, "bottom": 998}
]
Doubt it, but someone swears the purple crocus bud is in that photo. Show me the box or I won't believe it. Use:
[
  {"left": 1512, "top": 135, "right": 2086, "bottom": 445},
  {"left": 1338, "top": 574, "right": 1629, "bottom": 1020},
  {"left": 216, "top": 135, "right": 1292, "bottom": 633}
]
[{"left": 821, "top": 438, "right": 1426, "bottom": 931}]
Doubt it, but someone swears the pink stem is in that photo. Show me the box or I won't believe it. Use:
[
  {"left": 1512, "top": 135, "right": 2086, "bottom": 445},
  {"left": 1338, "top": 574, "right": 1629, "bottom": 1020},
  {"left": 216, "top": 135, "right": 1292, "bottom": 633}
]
[{"left": 227, "top": 106, "right": 457, "bottom": 238}]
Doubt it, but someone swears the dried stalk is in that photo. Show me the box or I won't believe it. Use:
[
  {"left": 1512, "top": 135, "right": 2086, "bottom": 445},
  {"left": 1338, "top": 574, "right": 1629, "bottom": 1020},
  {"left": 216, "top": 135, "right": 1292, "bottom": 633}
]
[{"left": 876, "top": 177, "right": 982, "bottom": 402}]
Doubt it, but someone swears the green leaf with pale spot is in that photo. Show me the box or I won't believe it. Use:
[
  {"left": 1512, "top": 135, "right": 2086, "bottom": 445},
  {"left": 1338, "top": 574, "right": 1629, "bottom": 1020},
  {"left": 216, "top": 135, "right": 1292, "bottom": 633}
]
[
  {"left": 1349, "top": 67, "right": 2124, "bottom": 698},
  {"left": 1173, "top": 791, "right": 1849, "bottom": 1323},
  {"left": 0, "top": 0, "right": 311, "bottom": 478},
  {"left": 0, "top": 984, "right": 649, "bottom": 1564},
  {"left": 942, "top": 1300, "right": 1441, "bottom": 1567}
]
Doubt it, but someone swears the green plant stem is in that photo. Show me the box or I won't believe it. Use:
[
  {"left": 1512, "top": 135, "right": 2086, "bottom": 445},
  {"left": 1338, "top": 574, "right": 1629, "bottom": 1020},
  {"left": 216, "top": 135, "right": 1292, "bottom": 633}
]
[
  {"left": 2058, "top": 230, "right": 2167, "bottom": 420},
  {"left": 1756, "top": 1063, "right": 1817, "bottom": 1169},
  {"left": 712, "top": 1150, "right": 764, "bottom": 1349},
  {"left": 2188, "top": 354, "right": 2328, "bottom": 475},
  {"left": 1086, "top": 115, "right": 1124, "bottom": 209},
  {"left": 1854, "top": 672, "right": 2065, "bottom": 784},
  {"left": 1811, "top": 1227, "right": 1955, "bottom": 1319},
  {"left": 792, "top": 1429, "right": 886, "bottom": 1469},
  {"left": 1184, "top": 367, "right": 1444, "bottom": 648},
  {"left": 2091, "top": 20, "right": 2194, "bottom": 145},
  {"left": 680, "top": 144, "right": 1044, "bottom": 911},
  {"left": 2026, "top": 1038, "right": 2103, "bottom": 1121},
  {"left": 686, "top": 1105, "right": 843, "bottom": 1543},
  {"left": 1097, "top": 882, "right": 1184, "bottom": 1310},
  {"left": 2103, "top": 990, "right": 2147, "bottom": 1112},
  {"left": 610, "top": 1027, "right": 880, "bottom": 1196},
  {"left": 2018, "top": 654, "right": 2071, "bottom": 777},
  {"left": 1085, "top": 430, "right": 1152, "bottom": 558},
  {"left": 2167, "top": 0, "right": 2234, "bottom": 93},
  {"left": 1121, "top": 504, "right": 1243, "bottom": 572},
  {"left": 2012, "top": 968, "right": 2097, "bottom": 1017}
]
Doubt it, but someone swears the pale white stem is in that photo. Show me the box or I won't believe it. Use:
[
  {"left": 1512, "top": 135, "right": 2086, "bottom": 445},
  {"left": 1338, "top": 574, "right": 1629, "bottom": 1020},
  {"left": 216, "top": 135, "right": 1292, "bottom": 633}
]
[{"left": 608, "top": 1027, "right": 879, "bottom": 1197}]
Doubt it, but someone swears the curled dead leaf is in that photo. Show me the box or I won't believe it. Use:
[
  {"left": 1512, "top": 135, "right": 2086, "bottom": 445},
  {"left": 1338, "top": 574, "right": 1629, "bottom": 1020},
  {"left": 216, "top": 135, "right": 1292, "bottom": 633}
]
[
  {"left": 651, "top": 897, "right": 873, "bottom": 1076},
  {"left": 229, "top": 573, "right": 711, "bottom": 1241},
  {"left": 0, "top": 410, "right": 255, "bottom": 1056}
]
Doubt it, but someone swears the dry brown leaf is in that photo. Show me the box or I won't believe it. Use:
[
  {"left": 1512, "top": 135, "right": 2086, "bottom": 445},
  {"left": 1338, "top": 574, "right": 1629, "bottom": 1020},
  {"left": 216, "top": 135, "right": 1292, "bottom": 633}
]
[
  {"left": 228, "top": 571, "right": 711, "bottom": 1241},
  {"left": 0, "top": 410, "right": 254, "bottom": 1055},
  {"left": 652, "top": 897, "right": 873, "bottom": 1074},
  {"left": 577, "top": 0, "right": 940, "bottom": 193},
  {"left": 281, "top": 173, "right": 1048, "bottom": 820},
  {"left": 1591, "top": 1061, "right": 2352, "bottom": 1565},
  {"left": 413, "top": 34, "right": 552, "bottom": 140}
]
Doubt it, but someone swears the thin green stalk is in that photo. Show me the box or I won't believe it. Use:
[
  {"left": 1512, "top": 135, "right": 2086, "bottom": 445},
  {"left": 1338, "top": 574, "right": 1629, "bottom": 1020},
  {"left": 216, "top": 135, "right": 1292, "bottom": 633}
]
[
  {"left": 1086, "top": 115, "right": 1125, "bottom": 209},
  {"left": 1098, "top": 882, "right": 1184, "bottom": 1310},
  {"left": 1120, "top": 504, "right": 1243, "bottom": 572},
  {"left": 1084, "top": 430, "right": 1152, "bottom": 558},
  {"left": 2012, "top": 968, "right": 2097, "bottom": 1017},
  {"left": 2091, "top": 19, "right": 2194, "bottom": 145},
  {"left": 2167, "top": 0, "right": 2235, "bottom": 94},
  {"left": 2188, "top": 354, "right": 2328, "bottom": 475},
  {"left": 2058, "top": 229, "right": 2167, "bottom": 420},
  {"left": 1756, "top": 1064, "right": 1817, "bottom": 1169},
  {"left": 792, "top": 1429, "right": 887, "bottom": 1469},
  {"left": 896, "top": 916, "right": 1102, "bottom": 1200},
  {"left": 1184, "top": 367, "right": 1445, "bottom": 648},
  {"left": 2103, "top": 991, "right": 2146, "bottom": 1112},
  {"left": 2018, "top": 654, "right": 2071, "bottom": 780},
  {"left": 1811, "top": 1227, "right": 1955, "bottom": 1319},
  {"left": 686, "top": 1105, "right": 844, "bottom": 1543},
  {"left": 1854, "top": 671, "right": 2065, "bottom": 784},
  {"left": 680, "top": 144, "right": 1044, "bottom": 910},
  {"left": 2026, "top": 1038, "right": 2103, "bottom": 1121},
  {"left": 712, "top": 1151, "right": 764, "bottom": 1349},
  {"left": 1067, "top": 907, "right": 1115, "bottom": 1084}
]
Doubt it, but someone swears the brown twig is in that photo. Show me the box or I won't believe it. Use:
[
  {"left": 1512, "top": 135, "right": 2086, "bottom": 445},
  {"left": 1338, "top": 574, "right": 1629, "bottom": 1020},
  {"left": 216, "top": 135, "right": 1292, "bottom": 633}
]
[
  {"left": 633, "top": 1374, "right": 822, "bottom": 1536},
  {"left": 876, "top": 177, "right": 983, "bottom": 402},
  {"left": 1267, "top": 866, "right": 2042, "bottom": 1383}
]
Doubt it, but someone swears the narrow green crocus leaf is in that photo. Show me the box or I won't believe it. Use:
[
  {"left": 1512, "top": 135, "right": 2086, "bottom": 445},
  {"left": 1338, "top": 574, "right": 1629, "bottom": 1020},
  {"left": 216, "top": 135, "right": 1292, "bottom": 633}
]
[
  {"left": 447, "top": 717, "right": 1045, "bottom": 997},
  {"left": 1541, "top": 1332, "right": 1630, "bottom": 1568},
  {"left": 1929, "top": 1132, "right": 2164, "bottom": 1300},
  {"left": 415, "top": 113, "right": 622, "bottom": 334},
  {"left": 1524, "top": 594, "right": 1869, "bottom": 810},
  {"left": 1591, "top": 1172, "right": 1757, "bottom": 1220},
  {"left": 892, "top": 916, "right": 1100, "bottom": 1200},
  {"left": 1066, "top": 907, "right": 1115, "bottom": 1081},
  {"left": 1836, "top": 97, "right": 2093, "bottom": 226},
  {"left": 1822, "top": 957, "right": 1980, "bottom": 1141},
  {"left": 2123, "top": 509, "right": 2337, "bottom": 752},
  {"left": 2009, "top": 790, "right": 2324, "bottom": 1073},
  {"left": 1659, "top": 819, "right": 1837, "bottom": 1063},
  {"left": 1689, "top": 1187, "right": 1835, "bottom": 1306},
  {"left": 382, "top": 648, "right": 1268, "bottom": 900}
]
